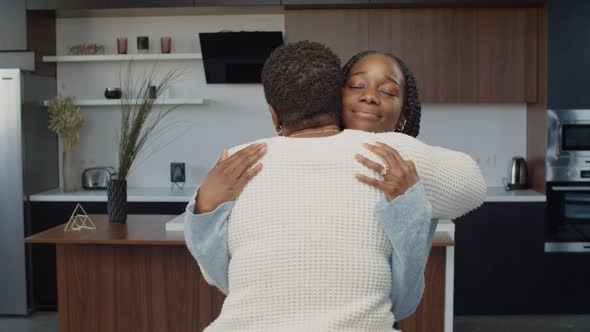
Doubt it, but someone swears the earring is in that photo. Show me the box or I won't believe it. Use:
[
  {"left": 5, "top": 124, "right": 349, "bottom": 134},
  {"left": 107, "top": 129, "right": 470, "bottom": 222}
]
[
  {"left": 395, "top": 119, "right": 407, "bottom": 133},
  {"left": 275, "top": 125, "right": 283, "bottom": 135}
]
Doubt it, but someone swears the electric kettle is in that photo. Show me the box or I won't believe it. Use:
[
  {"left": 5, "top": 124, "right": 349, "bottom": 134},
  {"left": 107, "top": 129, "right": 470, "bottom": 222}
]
[{"left": 505, "top": 156, "right": 529, "bottom": 190}]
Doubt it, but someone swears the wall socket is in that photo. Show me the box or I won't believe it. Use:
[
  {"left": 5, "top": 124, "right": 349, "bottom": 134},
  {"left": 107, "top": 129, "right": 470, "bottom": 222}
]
[{"left": 474, "top": 155, "right": 497, "bottom": 169}]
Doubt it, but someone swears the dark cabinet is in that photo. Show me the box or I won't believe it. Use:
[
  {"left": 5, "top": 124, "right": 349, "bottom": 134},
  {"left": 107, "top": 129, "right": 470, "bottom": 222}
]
[
  {"left": 27, "top": 0, "right": 105, "bottom": 10},
  {"left": 548, "top": 0, "right": 590, "bottom": 109},
  {"left": 29, "top": 201, "right": 187, "bottom": 310},
  {"left": 369, "top": 0, "right": 543, "bottom": 5},
  {"left": 0, "top": 0, "right": 26, "bottom": 50},
  {"left": 454, "top": 202, "right": 590, "bottom": 315}
]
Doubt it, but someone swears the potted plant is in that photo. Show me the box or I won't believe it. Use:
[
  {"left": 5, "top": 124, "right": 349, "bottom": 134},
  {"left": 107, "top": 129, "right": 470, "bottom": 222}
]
[
  {"left": 47, "top": 96, "right": 84, "bottom": 192},
  {"left": 108, "top": 63, "right": 182, "bottom": 223}
]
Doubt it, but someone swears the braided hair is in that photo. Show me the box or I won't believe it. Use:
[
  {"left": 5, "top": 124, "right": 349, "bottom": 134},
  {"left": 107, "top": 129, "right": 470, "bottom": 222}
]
[{"left": 342, "top": 51, "right": 421, "bottom": 138}]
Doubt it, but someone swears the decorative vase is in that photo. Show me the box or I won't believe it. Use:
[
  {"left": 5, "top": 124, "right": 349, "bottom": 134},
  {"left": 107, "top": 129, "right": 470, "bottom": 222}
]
[
  {"left": 107, "top": 179, "right": 127, "bottom": 223},
  {"left": 63, "top": 151, "right": 77, "bottom": 192}
]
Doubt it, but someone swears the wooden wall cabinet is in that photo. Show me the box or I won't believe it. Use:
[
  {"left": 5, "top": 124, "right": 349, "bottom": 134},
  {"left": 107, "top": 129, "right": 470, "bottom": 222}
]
[
  {"left": 195, "top": 0, "right": 280, "bottom": 5},
  {"left": 285, "top": 9, "right": 370, "bottom": 62},
  {"left": 286, "top": 7, "right": 540, "bottom": 103}
]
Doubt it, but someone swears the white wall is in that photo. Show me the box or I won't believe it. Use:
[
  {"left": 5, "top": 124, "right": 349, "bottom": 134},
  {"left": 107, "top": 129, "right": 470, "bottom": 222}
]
[
  {"left": 56, "top": 14, "right": 283, "bottom": 188},
  {"left": 56, "top": 15, "right": 526, "bottom": 189},
  {"left": 419, "top": 104, "right": 527, "bottom": 187}
]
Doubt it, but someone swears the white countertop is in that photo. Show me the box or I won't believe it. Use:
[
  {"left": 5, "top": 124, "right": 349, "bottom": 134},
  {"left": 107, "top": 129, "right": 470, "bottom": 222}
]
[
  {"left": 29, "top": 186, "right": 546, "bottom": 203},
  {"left": 485, "top": 187, "right": 546, "bottom": 202},
  {"left": 29, "top": 187, "right": 198, "bottom": 202},
  {"left": 164, "top": 213, "right": 455, "bottom": 235}
]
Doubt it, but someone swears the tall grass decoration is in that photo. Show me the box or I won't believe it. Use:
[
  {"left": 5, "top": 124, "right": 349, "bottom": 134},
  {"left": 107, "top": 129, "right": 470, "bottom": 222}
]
[
  {"left": 116, "top": 62, "right": 183, "bottom": 181},
  {"left": 47, "top": 96, "right": 84, "bottom": 152}
]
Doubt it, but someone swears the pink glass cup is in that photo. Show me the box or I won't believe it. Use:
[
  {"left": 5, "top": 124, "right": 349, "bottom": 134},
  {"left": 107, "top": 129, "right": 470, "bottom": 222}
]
[
  {"left": 160, "top": 37, "right": 171, "bottom": 54},
  {"left": 117, "top": 37, "right": 128, "bottom": 54}
]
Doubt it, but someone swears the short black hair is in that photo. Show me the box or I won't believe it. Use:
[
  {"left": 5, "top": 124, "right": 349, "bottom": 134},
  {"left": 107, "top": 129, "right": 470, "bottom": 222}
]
[
  {"left": 261, "top": 41, "right": 343, "bottom": 130},
  {"left": 342, "top": 51, "right": 422, "bottom": 137}
]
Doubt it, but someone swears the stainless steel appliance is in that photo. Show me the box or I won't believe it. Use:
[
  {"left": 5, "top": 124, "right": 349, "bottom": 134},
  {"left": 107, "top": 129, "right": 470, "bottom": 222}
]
[
  {"left": 506, "top": 156, "right": 529, "bottom": 190},
  {"left": 82, "top": 167, "right": 116, "bottom": 190},
  {"left": 0, "top": 69, "right": 57, "bottom": 314},
  {"left": 545, "top": 109, "right": 590, "bottom": 252}
]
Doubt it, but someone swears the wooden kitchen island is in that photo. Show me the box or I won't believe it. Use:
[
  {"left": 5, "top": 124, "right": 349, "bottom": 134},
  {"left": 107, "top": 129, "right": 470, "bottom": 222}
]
[{"left": 26, "top": 215, "right": 455, "bottom": 332}]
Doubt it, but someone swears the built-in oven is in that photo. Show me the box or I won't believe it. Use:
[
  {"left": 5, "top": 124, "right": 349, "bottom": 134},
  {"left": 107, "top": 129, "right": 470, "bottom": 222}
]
[{"left": 545, "top": 109, "right": 590, "bottom": 252}]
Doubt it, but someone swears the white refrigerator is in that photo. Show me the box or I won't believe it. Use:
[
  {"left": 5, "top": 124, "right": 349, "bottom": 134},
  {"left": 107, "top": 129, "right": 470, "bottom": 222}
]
[{"left": 0, "top": 69, "right": 57, "bottom": 315}]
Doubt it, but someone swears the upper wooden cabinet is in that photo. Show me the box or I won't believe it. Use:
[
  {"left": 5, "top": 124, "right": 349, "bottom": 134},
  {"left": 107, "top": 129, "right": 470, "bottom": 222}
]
[
  {"left": 286, "top": 7, "right": 540, "bottom": 103},
  {"left": 195, "top": 0, "right": 279, "bottom": 5},
  {"left": 283, "top": 0, "right": 368, "bottom": 5},
  {"left": 285, "top": 9, "right": 369, "bottom": 63}
]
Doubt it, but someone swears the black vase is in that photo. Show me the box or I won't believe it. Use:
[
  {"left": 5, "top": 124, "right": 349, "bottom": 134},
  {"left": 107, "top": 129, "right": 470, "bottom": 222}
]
[{"left": 107, "top": 179, "right": 127, "bottom": 223}]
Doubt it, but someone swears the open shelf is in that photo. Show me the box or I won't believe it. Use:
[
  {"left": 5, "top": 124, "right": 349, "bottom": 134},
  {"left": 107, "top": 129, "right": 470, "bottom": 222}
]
[
  {"left": 43, "top": 98, "right": 206, "bottom": 107},
  {"left": 42, "top": 53, "right": 203, "bottom": 63}
]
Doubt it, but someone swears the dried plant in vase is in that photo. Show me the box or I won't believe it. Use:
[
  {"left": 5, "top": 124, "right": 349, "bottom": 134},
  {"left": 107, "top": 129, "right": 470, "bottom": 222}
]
[
  {"left": 107, "top": 62, "right": 183, "bottom": 223},
  {"left": 47, "top": 96, "right": 84, "bottom": 192}
]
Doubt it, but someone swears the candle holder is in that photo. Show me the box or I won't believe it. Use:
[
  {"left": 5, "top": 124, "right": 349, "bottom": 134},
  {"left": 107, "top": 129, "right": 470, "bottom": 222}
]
[
  {"left": 117, "top": 37, "right": 128, "bottom": 54},
  {"left": 137, "top": 36, "right": 149, "bottom": 54}
]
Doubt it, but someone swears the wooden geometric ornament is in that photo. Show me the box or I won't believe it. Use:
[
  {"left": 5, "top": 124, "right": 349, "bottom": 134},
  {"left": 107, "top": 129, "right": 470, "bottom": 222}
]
[{"left": 64, "top": 203, "right": 96, "bottom": 232}]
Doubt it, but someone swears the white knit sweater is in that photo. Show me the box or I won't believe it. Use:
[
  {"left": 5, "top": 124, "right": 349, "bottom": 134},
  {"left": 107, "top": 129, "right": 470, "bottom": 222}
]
[{"left": 204, "top": 129, "right": 486, "bottom": 332}]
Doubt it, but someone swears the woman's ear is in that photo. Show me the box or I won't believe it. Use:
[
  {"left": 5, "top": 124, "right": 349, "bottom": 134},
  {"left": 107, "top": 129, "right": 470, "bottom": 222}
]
[{"left": 269, "top": 105, "right": 282, "bottom": 134}]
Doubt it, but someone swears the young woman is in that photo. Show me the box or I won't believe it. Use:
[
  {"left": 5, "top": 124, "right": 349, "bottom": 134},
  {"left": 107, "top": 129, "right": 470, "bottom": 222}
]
[{"left": 185, "top": 43, "right": 485, "bottom": 330}]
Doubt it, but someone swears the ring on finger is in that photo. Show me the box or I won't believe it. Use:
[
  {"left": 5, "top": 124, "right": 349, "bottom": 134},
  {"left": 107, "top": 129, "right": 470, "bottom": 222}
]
[{"left": 380, "top": 166, "right": 389, "bottom": 176}]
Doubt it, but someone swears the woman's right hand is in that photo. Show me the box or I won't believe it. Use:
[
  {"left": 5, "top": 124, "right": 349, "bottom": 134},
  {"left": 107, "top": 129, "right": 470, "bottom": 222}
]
[
  {"left": 354, "top": 142, "right": 419, "bottom": 202},
  {"left": 195, "top": 143, "right": 267, "bottom": 214}
]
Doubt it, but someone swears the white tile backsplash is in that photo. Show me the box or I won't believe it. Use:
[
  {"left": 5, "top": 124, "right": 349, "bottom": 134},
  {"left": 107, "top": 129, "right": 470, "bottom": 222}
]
[{"left": 419, "top": 104, "right": 527, "bottom": 187}]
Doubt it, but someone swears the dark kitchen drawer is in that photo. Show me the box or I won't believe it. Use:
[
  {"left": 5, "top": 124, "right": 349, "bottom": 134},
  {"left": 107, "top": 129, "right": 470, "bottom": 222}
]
[{"left": 454, "top": 202, "right": 590, "bottom": 315}]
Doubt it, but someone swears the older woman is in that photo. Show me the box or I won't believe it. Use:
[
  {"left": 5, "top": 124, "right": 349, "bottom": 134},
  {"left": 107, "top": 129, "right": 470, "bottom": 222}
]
[
  {"left": 188, "top": 49, "right": 440, "bottom": 326},
  {"left": 186, "top": 41, "right": 485, "bottom": 331}
]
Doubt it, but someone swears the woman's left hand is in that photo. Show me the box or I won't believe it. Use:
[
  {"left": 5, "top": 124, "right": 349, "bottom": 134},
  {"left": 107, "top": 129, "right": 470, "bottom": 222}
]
[{"left": 354, "top": 142, "right": 419, "bottom": 202}]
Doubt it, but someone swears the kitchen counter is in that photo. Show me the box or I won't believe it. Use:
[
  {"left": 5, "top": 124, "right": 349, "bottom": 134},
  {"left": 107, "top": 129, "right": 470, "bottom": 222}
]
[
  {"left": 29, "top": 186, "right": 546, "bottom": 203},
  {"left": 485, "top": 187, "right": 546, "bottom": 202},
  {"left": 26, "top": 214, "right": 456, "bottom": 332},
  {"left": 29, "top": 187, "right": 198, "bottom": 202}
]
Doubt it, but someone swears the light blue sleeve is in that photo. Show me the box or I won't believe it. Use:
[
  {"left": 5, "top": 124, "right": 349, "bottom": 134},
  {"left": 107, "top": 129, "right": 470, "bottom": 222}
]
[
  {"left": 184, "top": 189, "right": 234, "bottom": 295},
  {"left": 375, "top": 181, "right": 438, "bottom": 321}
]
